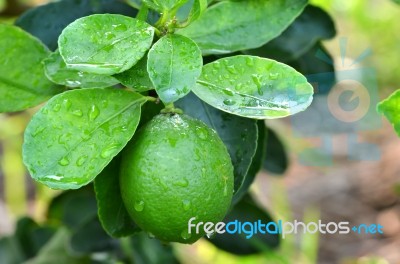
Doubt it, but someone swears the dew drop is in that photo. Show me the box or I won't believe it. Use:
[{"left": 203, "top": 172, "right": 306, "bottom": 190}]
[
  {"left": 201, "top": 167, "right": 206, "bottom": 177},
  {"left": 226, "top": 65, "right": 237, "bottom": 74},
  {"left": 206, "top": 231, "right": 216, "bottom": 239},
  {"left": 53, "top": 103, "right": 61, "bottom": 112},
  {"left": 101, "top": 143, "right": 120, "bottom": 158},
  {"left": 63, "top": 99, "right": 71, "bottom": 110},
  {"left": 235, "top": 83, "right": 243, "bottom": 91},
  {"left": 182, "top": 200, "right": 191, "bottom": 211},
  {"left": 175, "top": 178, "right": 189, "bottom": 187},
  {"left": 89, "top": 105, "right": 100, "bottom": 121},
  {"left": 76, "top": 155, "right": 88, "bottom": 167},
  {"left": 269, "top": 72, "right": 280, "bottom": 80},
  {"left": 32, "top": 126, "right": 46, "bottom": 137},
  {"left": 223, "top": 99, "right": 236, "bottom": 106},
  {"left": 251, "top": 74, "right": 264, "bottom": 95},
  {"left": 105, "top": 32, "right": 116, "bottom": 40},
  {"left": 181, "top": 230, "right": 192, "bottom": 240},
  {"left": 113, "top": 24, "right": 127, "bottom": 32},
  {"left": 134, "top": 200, "right": 145, "bottom": 212},
  {"left": 213, "top": 62, "right": 221, "bottom": 69},
  {"left": 58, "top": 157, "right": 69, "bottom": 166},
  {"left": 196, "top": 127, "right": 208, "bottom": 140},
  {"left": 222, "top": 88, "right": 235, "bottom": 96},
  {"left": 72, "top": 109, "right": 83, "bottom": 117},
  {"left": 246, "top": 57, "right": 254, "bottom": 66}
]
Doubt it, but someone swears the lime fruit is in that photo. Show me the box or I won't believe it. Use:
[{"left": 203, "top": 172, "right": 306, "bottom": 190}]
[{"left": 120, "top": 113, "right": 234, "bottom": 244}]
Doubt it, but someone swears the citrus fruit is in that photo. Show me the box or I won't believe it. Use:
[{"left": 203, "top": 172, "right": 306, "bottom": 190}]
[{"left": 120, "top": 113, "right": 234, "bottom": 244}]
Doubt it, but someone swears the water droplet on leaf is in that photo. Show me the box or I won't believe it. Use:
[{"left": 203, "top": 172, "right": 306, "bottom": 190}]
[
  {"left": 89, "top": 105, "right": 100, "bottom": 120},
  {"left": 223, "top": 99, "right": 236, "bottom": 106},
  {"left": 58, "top": 157, "right": 69, "bottom": 166}
]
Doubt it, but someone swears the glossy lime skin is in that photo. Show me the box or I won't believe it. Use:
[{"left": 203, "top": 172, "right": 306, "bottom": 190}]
[{"left": 120, "top": 114, "right": 234, "bottom": 244}]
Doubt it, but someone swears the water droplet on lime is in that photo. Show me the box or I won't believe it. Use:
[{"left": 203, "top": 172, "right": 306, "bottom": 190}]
[
  {"left": 175, "top": 178, "right": 189, "bottom": 187},
  {"left": 134, "top": 200, "right": 145, "bottom": 212},
  {"left": 182, "top": 200, "right": 191, "bottom": 211},
  {"left": 181, "top": 230, "right": 192, "bottom": 240}
]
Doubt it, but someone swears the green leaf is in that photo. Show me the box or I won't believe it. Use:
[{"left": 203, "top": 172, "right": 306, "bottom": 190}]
[
  {"left": 232, "top": 121, "right": 265, "bottom": 204},
  {"left": 15, "top": 0, "right": 139, "bottom": 51},
  {"left": 289, "top": 43, "right": 336, "bottom": 95},
  {"left": 44, "top": 51, "right": 120, "bottom": 89},
  {"left": 47, "top": 187, "right": 97, "bottom": 228},
  {"left": 208, "top": 195, "right": 280, "bottom": 255},
  {"left": 142, "top": 0, "right": 189, "bottom": 12},
  {"left": 0, "top": 236, "right": 25, "bottom": 264},
  {"left": 69, "top": 216, "right": 115, "bottom": 254},
  {"left": 94, "top": 156, "right": 141, "bottom": 237},
  {"left": 130, "top": 233, "right": 180, "bottom": 264},
  {"left": 114, "top": 56, "right": 153, "bottom": 92},
  {"left": 178, "top": 0, "right": 307, "bottom": 55},
  {"left": 192, "top": 55, "right": 314, "bottom": 119},
  {"left": 148, "top": 34, "right": 202, "bottom": 103},
  {"left": 263, "top": 126, "right": 288, "bottom": 174},
  {"left": 58, "top": 14, "right": 154, "bottom": 75},
  {"left": 176, "top": 93, "right": 257, "bottom": 193},
  {"left": 178, "top": 0, "right": 208, "bottom": 26},
  {"left": 377, "top": 90, "right": 400, "bottom": 136},
  {"left": 24, "top": 228, "right": 90, "bottom": 264},
  {"left": 0, "top": 25, "right": 62, "bottom": 113},
  {"left": 244, "top": 5, "right": 336, "bottom": 62},
  {"left": 12, "top": 217, "right": 57, "bottom": 261},
  {"left": 23, "top": 88, "right": 147, "bottom": 190}
]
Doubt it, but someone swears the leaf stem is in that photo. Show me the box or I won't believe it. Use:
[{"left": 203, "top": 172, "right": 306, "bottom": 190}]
[{"left": 136, "top": 4, "right": 149, "bottom": 21}]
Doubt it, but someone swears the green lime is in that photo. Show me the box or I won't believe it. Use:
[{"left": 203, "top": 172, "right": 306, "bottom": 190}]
[{"left": 120, "top": 113, "right": 234, "bottom": 244}]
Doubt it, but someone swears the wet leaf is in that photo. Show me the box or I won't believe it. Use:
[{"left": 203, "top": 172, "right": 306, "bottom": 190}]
[
  {"left": 23, "top": 88, "right": 147, "bottom": 190},
  {"left": 177, "top": 0, "right": 208, "bottom": 26},
  {"left": 0, "top": 25, "right": 62, "bottom": 113},
  {"left": 244, "top": 5, "right": 336, "bottom": 62},
  {"left": 47, "top": 187, "right": 97, "bottom": 228},
  {"left": 142, "top": 0, "right": 189, "bottom": 12},
  {"left": 178, "top": 0, "right": 307, "bottom": 55},
  {"left": 192, "top": 55, "right": 314, "bottom": 119},
  {"left": 44, "top": 50, "right": 119, "bottom": 89},
  {"left": 263, "top": 126, "right": 288, "bottom": 175},
  {"left": 289, "top": 43, "right": 336, "bottom": 95},
  {"left": 176, "top": 93, "right": 257, "bottom": 193},
  {"left": 15, "top": 0, "right": 139, "bottom": 51},
  {"left": 94, "top": 156, "right": 141, "bottom": 237},
  {"left": 114, "top": 56, "right": 153, "bottom": 92},
  {"left": 58, "top": 14, "right": 154, "bottom": 75},
  {"left": 148, "top": 34, "right": 202, "bottom": 103},
  {"left": 232, "top": 121, "right": 265, "bottom": 204},
  {"left": 377, "top": 90, "right": 400, "bottom": 136}
]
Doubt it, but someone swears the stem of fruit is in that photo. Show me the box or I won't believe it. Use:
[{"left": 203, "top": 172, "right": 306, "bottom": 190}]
[{"left": 161, "top": 103, "right": 183, "bottom": 114}]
